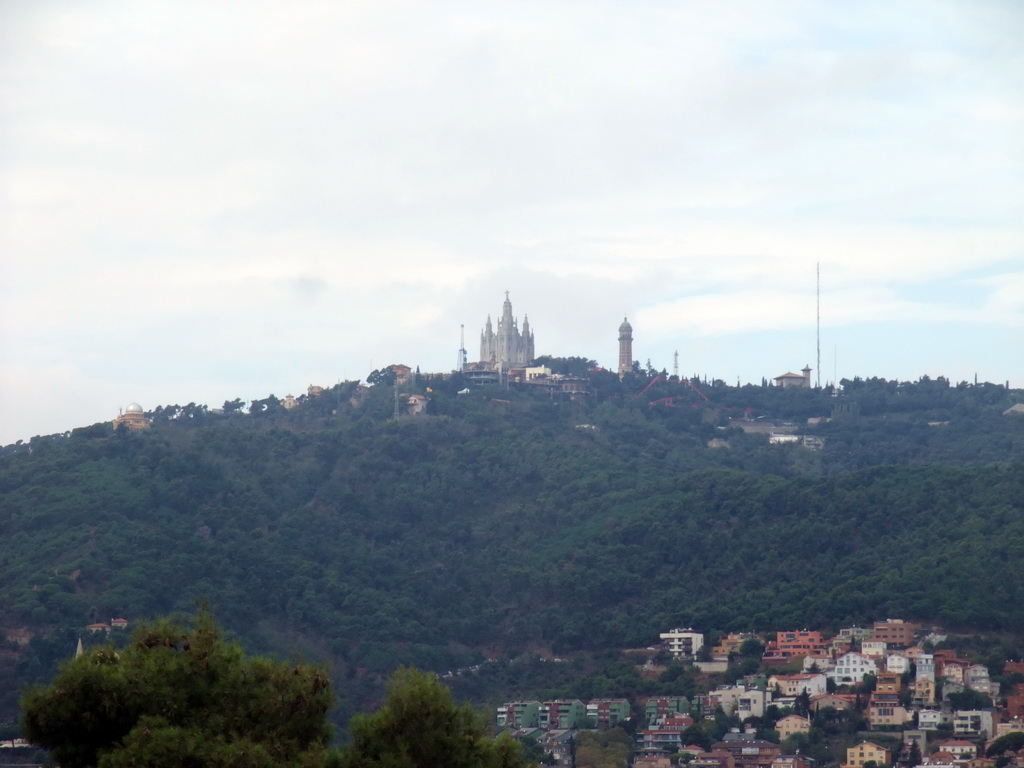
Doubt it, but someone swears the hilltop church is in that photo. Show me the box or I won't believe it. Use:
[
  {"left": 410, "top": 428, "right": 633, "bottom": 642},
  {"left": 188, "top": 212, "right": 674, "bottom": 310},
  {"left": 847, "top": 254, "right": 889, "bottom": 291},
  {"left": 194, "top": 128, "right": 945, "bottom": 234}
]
[{"left": 478, "top": 292, "right": 535, "bottom": 370}]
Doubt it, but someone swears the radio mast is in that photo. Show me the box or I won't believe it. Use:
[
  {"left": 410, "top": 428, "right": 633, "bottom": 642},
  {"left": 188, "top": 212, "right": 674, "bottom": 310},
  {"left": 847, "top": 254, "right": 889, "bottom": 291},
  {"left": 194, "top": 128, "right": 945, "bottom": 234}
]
[{"left": 816, "top": 262, "right": 821, "bottom": 389}]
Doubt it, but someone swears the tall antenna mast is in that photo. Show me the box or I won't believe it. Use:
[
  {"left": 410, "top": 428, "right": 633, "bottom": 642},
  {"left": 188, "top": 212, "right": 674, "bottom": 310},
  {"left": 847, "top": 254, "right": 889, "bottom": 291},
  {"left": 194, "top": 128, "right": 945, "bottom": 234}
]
[
  {"left": 673, "top": 350, "right": 679, "bottom": 379},
  {"left": 816, "top": 262, "right": 821, "bottom": 389},
  {"left": 457, "top": 324, "right": 467, "bottom": 372}
]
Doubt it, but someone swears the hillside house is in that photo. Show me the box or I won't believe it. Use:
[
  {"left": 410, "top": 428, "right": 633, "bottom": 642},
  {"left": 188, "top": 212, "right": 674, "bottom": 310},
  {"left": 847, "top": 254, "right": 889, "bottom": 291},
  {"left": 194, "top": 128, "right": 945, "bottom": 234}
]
[
  {"left": 914, "top": 678, "right": 938, "bottom": 707},
  {"left": 777, "top": 715, "right": 811, "bottom": 740},
  {"left": 869, "top": 671, "right": 911, "bottom": 728},
  {"left": 953, "top": 710, "right": 996, "bottom": 739},
  {"left": 871, "top": 620, "right": 919, "bottom": 648},
  {"left": 661, "top": 628, "right": 704, "bottom": 658},
  {"left": 538, "top": 700, "right": 587, "bottom": 730},
  {"left": 862, "top": 641, "right": 887, "bottom": 659},
  {"left": 764, "top": 631, "right": 827, "bottom": 663},
  {"left": 690, "top": 751, "right": 737, "bottom": 768},
  {"left": 934, "top": 740, "right": 977, "bottom": 759},
  {"left": 923, "top": 751, "right": 961, "bottom": 768},
  {"left": 712, "top": 734, "right": 781, "bottom": 768},
  {"left": 886, "top": 653, "right": 910, "bottom": 674},
  {"left": 644, "top": 696, "right": 690, "bottom": 726},
  {"left": 768, "top": 673, "right": 827, "bottom": 698},
  {"left": 810, "top": 693, "right": 857, "bottom": 713},
  {"left": 830, "top": 652, "right": 878, "bottom": 685},
  {"left": 586, "top": 698, "right": 631, "bottom": 729},
  {"left": 496, "top": 701, "right": 540, "bottom": 728},
  {"left": 709, "top": 686, "right": 746, "bottom": 715},
  {"left": 919, "top": 710, "right": 953, "bottom": 730},
  {"left": 738, "top": 690, "right": 769, "bottom": 720},
  {"left": 842, "top": 741, "right": 892, "bottom": 768},
  {"left": 641, "top": 716, "right": 696, "bottom": 752},
  {"left": 713, "top": 633, "right": 758, "bottom": 658},
  {"left": 773, "top": 756, "right": 816, "bottom": 768}
]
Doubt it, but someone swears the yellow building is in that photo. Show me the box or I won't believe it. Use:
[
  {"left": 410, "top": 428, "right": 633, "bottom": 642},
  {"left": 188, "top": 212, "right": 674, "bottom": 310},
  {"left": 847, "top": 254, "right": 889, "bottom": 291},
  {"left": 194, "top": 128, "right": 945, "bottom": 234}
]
[
  {"left": 842, "top": 741, "right": 892, "bottom": 768},
  {"left": 777, "top": 715, "right": 811, "bottom": 740},
  {"left": 113, "top": 403, "right": 150, "bottom": 432},
  {"left": 914, "top": 678, "right": 937, "bottom": 706},
  {"left": 712, "top": 633, "right": 757, "bottom": 658}
]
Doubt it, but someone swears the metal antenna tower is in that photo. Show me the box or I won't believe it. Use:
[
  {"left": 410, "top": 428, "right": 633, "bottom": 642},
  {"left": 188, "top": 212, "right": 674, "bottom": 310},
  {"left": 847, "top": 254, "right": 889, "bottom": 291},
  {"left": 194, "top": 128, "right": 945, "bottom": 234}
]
[
  {"left": 457, "top": 324, "right": 467, "bottom": 372},
  {"left": 816, "top": 262, "right": 821, "bottom": 389},
  {"left": 673, "top": 350, "right": 679, "bottom": 379}
]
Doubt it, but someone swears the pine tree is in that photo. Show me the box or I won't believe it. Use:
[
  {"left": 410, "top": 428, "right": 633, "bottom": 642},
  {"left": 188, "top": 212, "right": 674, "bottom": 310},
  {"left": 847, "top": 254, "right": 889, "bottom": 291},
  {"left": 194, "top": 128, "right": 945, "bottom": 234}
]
[{"left": 21, "top": 609, "right": 334, "bottom": 768}]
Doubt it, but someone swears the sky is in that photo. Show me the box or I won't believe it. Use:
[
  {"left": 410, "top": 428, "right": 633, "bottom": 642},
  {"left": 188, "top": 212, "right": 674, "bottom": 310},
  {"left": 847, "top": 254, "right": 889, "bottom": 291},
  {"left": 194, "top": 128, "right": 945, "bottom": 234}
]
[{"left": 1, "top": 0, "right": 1022, "bottom": 444}]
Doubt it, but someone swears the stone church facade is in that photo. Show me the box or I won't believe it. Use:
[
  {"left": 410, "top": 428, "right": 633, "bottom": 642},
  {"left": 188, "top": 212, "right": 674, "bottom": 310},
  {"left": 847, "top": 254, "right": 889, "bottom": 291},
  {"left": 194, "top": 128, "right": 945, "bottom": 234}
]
[{"left": 479, "top": 292, "right": 535, "bottom": 370}]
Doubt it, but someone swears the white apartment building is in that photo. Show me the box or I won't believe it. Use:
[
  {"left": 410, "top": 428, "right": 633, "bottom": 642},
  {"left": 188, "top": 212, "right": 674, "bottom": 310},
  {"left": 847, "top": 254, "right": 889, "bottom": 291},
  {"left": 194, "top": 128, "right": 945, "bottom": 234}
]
[
  {"left": 660, "top": 628, "right": 704, "bottom": 659},
  {"left": 953, "top": 710, "right": 995, "bottom": 738},
  {"left": 828, "top": 652, "right": 878, "bottom": 685},
  {"left": 886, "top": 654, "right": 910, "bottom": 674}
]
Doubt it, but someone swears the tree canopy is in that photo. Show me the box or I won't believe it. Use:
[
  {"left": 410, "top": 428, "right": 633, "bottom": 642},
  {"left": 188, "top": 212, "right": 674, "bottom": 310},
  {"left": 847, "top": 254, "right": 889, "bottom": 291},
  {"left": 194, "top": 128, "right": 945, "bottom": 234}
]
[
  {"left": 21, "top": 609, "right": 334, "bottom": 768},
  {"left": 338, "top": 667, "right": 524, "bottom": 768}
]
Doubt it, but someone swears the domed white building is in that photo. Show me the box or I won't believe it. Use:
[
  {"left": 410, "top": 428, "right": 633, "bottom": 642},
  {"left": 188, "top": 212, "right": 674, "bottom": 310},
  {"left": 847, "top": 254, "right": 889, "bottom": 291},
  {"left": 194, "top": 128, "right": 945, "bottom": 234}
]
[{"left": 113, "top": 403, "right": 151, "bottom": 432}]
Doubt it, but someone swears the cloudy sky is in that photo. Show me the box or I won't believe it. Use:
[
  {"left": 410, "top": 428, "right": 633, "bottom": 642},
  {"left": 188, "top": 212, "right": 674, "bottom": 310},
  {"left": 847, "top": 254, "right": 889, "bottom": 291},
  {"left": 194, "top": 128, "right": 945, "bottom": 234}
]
[{"left": 2, "top": 0, "right": 1022, "bottom": 444}]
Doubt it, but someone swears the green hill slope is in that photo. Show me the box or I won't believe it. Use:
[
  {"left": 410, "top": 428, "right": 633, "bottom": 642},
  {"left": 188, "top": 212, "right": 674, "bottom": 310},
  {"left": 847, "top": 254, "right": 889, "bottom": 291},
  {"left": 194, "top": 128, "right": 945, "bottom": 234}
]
[{"left": 1, "top": 376, "right": 1023, "bottom": 723}]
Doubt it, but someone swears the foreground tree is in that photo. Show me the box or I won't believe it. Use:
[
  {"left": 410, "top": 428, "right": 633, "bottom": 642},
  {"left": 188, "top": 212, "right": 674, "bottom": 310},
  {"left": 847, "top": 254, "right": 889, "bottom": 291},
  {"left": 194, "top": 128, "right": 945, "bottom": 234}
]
[
  {"left": 339, "top": 667, "right": 525, "bottom": 768},
  {"left": 21, "top": 609, "right": 334, "bottom": 768}
]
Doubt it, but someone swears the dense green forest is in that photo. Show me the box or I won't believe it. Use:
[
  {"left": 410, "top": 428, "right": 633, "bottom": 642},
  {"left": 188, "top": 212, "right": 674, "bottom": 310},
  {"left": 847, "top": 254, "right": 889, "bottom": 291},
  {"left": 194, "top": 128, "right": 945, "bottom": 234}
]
[{"left": 1, "top": 371, "right": 1022, "bottom": 728}]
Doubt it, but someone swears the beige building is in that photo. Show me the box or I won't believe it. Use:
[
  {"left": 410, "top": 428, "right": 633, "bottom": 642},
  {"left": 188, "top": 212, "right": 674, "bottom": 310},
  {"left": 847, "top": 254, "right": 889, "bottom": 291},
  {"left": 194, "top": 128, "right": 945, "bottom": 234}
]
[
  {"left": 768, "top": 673, "right": 827, "bottom": 698},
  {"left": 774, "top": 366, "right": 812, "bottom": 389},
  {"left": 777, "top": 715, "right": 811, "bottom": 740},
  {"left": 842, "top": 741, "right": 892, "bottom": 768},
  {"left": 862, "top": 640, "right": 887, "bottom": 658},
  {"left": 869, "top": 671, "right": 911, "bottom": 728},
  {"left": 914, "top": 678, "right": 937, "bottom": 707},
  {"left": 113, "top": 402, "right": 150, "bottom": 432}
]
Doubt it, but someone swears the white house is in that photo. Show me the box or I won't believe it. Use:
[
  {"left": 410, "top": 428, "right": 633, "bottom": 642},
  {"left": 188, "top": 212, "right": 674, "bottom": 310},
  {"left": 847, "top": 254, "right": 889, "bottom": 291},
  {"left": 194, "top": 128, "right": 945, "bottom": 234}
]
[
  {"left": 919, "top": 710, "right": 952, "bottom": 730},
  {"left": 886, "top": 654, "right": 910, "bottom": 675},
  {"left": 737, "top": 689, "right": 769, "bottom": 720},
  {"left": 660, "top": 628, "right": 704, "bottom": 659},
  {"left": 768, "top": 673, "right": 827, "bottom": 698},
  {"left": 953, "top": 710, "right": 995, "bottom": 739},
  {"left": 829, "top": 652, "right": 878, "bottom": 686}
]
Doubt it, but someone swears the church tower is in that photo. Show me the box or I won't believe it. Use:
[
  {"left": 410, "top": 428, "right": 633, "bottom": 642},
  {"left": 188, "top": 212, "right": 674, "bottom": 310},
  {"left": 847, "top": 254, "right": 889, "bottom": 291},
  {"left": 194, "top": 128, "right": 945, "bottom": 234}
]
[
  {"left": 479, "top": 292, "right": 535, "bottom": 369},
  {"left": 617, "top": 317, "right": 633, "bottom": 378}
]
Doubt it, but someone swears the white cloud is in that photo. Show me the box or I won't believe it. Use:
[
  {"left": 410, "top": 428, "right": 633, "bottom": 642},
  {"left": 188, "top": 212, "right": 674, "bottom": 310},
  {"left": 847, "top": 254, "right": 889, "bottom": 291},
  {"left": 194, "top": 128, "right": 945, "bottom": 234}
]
[{"left": 1, "top": 0, "right": 1022, "bottom": 443}]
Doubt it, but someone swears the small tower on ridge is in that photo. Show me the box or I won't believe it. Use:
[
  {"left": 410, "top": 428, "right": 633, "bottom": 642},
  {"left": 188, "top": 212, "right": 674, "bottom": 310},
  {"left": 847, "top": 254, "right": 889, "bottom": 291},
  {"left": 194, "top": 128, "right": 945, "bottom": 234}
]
[{"left": 617, "top": 317, "right": 633, "bottom": 378}]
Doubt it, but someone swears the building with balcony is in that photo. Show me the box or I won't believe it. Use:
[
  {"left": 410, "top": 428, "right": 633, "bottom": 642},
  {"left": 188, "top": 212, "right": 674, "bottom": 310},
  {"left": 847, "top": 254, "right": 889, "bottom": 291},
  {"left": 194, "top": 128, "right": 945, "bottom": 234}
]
[
  {"left": 953, "top": 710, "right": 996, "bottom": 739},
  {"left": 586, "top": 699, "right": 631, "bottom": 730},
  {"left": 829, "top": 652, "right": 878, "bottom": 686},
  {"left": 645, "top": 697, "right": 690, "bottom": 726},
  {"left": 538, "top": 700, "right": 587, "bottom": 730},
  {"left": 763, "top": 631, "right": 828, "bottom": 663},
  {"left": 869, "top": 672, "right": 911, "bottom": 729},
  {"left": 871, "top": 620, "right": 918, "bottom": 648},
  {"left": 661, "top": 628, "right": 705, "bottom": 659}
]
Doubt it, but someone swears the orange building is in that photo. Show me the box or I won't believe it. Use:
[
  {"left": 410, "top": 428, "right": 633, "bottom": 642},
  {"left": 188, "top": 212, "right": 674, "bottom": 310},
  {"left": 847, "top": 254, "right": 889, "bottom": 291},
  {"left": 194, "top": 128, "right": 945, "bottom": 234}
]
[{"left": 763, "top": 631, "right": 828, "bottom": 662}]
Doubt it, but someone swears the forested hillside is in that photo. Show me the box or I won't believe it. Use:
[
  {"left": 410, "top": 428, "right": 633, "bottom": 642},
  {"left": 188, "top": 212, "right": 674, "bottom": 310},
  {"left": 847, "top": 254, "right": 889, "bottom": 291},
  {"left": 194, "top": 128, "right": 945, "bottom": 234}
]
[{"left": 2, "top": 373, "right": 1022, "bottom": 725}]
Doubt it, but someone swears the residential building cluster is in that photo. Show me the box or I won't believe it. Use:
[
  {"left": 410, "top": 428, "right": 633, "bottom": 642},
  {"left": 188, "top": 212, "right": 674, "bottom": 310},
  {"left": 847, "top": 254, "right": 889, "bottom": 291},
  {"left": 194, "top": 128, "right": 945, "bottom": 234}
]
[{"left": 496, "top": 619, "right": 1024, "bottom": 768}]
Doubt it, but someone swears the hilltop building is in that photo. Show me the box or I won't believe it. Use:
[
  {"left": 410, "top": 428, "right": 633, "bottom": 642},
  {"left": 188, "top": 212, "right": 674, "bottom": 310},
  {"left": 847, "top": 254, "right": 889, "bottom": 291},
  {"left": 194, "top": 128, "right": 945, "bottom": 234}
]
[
  {"left": 479, "top": 292, "right": 535, "bottom": 370},
  {"left": 774, "top": 366, "right": 812, "bottom": 389},
  {"left": 618, "top": 317, "right": 633, "bottom": 377},
  {"left": 113, "top": 403, "right": 151, "bottom": 432}
]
